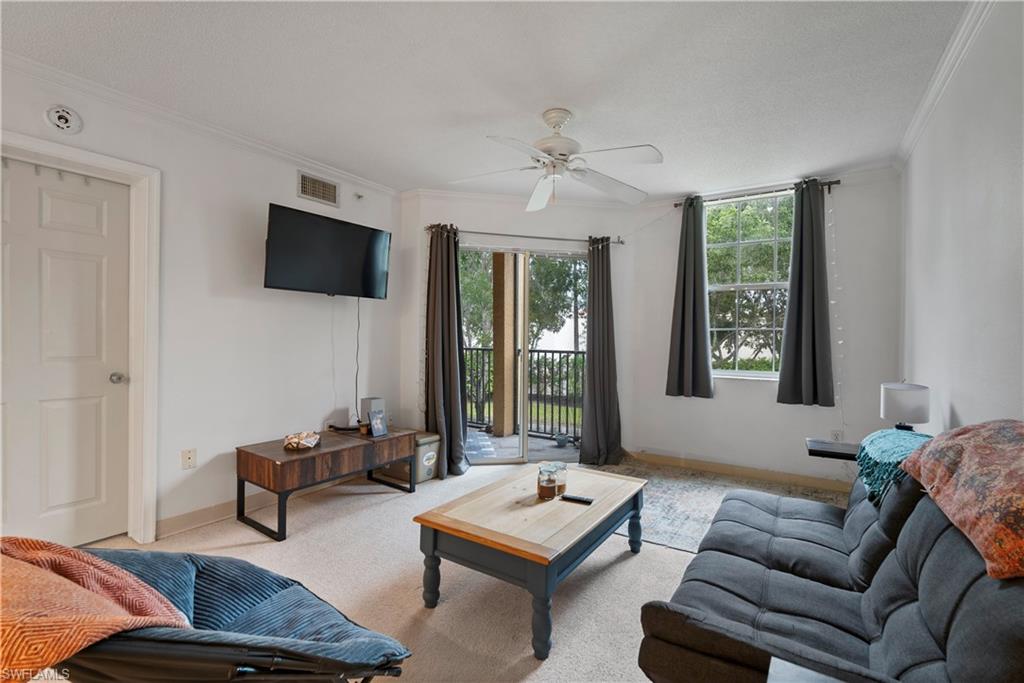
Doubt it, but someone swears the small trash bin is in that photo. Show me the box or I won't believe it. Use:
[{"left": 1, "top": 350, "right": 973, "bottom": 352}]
[{"left": 379, "top": 431, "right": 441, "bottom": 484}]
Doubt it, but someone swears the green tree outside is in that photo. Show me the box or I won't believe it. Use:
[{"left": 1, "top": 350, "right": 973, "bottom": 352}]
[
  {"left": 707, "top": 194, "right": 794, "bottom": 372},
  {"left": 458, "top": 251, "right": 588, "bottom": 351}
]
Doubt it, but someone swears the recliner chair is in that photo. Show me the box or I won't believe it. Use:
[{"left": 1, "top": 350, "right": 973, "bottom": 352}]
[{"left": 62, "top": 549, "right": 410, "bottom": 682}]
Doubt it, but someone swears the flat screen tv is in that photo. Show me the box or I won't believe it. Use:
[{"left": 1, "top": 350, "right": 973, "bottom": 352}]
[{"left": 264, "top": 203, "right": 391, "bottom": 299}]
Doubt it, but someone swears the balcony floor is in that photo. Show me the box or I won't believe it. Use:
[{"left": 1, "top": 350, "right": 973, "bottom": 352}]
[{"left": 466, "top": 428, "right": 580, "bottom": 463}]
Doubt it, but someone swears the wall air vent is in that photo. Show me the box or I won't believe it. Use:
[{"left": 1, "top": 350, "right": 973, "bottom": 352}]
[{"left": 297, "top": 171, "right": 339, "bottom": 207}]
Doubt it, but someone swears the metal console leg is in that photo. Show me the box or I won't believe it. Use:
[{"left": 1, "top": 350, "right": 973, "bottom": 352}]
[
  {"left": 237, "top": 478, "right": 291, "bottom": 541},
  {"left": 367, "top": 455, "right": 417, "bottom": 493}
]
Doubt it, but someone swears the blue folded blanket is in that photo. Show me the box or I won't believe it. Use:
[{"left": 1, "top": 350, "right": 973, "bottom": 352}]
[{"left": 856, "top": 428, "right": 932, "bottom": 502}]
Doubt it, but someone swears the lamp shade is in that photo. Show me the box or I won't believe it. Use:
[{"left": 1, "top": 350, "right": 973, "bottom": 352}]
[{"left": 880, "top": 383, "right": 930, "bottom": 424}]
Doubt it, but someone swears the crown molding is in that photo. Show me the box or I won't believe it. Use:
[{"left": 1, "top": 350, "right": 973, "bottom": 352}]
[
  {"left": 897, "top": 2, "right": 994, "bottom": 161},
  {"left": 1, "top": 51, "right": 397, "bottom": 196}
]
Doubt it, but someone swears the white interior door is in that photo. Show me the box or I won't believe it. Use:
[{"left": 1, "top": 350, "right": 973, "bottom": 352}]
[{"left": 2, "top": 157, "right": 131, "bottom": 545}]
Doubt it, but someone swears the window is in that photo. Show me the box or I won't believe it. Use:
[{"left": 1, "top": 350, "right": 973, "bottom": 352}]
[{"left": 706, "top": 192, "right": 794, "bottom": 374}]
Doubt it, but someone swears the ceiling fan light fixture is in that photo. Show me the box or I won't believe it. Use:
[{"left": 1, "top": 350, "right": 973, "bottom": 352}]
[{"left": 470, "top": 108, "right": 663, "bottom": 211}]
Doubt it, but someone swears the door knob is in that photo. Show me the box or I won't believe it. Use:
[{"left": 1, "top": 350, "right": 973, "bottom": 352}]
[{"left": 109, "top": 372, "right": 128, "bottom": 384}]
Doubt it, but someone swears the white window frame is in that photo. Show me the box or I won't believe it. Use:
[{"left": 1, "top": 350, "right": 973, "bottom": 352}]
[{"left": 705, "top": 191, "right": 793, "bottom": 378}]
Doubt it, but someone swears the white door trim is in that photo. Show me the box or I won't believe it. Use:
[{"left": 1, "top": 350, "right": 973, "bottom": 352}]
[{"left": 2, "top": 130, "right": 160, "bottom": 544}]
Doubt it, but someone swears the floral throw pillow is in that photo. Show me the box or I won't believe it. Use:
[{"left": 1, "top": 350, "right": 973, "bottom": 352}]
[{"left": 901, "top": 419, "right": 1024, "bottom": 579}]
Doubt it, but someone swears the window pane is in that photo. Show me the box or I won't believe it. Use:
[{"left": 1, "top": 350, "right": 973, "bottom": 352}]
[
  {"left": 711, "top": 330, "right": 736, "bottom": 371},
  {"left": 777, "top": 195, "right": 794, "bottom": 240},
  {"left": 777, "top": 240, "right": 792, "bottom": 282},
  {"left": 737, "top": 288, "right": 773, "bottom": 328},
  {"left": 707, "top": 246, "right": 737, "bottom": 285},
  {"left": 773, "top": 329, "right": 784, "bottom": 372},
  {"left": 706, "top": 204, "right": 737, "bottom": 244},
  {"left": 739, "top": 242, "right": 774, "bottom": 283},
  {"left": 737, "top": 330, "right": 773, "bottom": 372},
  {"left": 709, "top": 290, "right": 736, "bottom": 328},
  {"left": 739, "top": 199, "right": 774, "bottom": 241},
  {"left": 773, "top": 288, "right": 789, "bottom": 328}
]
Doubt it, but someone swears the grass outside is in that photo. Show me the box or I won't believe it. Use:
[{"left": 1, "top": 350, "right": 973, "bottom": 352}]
[{"left": 467, "top": 399, "right": 583, "bottom": 431}]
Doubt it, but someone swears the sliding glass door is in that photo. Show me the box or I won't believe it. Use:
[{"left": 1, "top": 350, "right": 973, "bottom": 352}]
[
  {"left": 524, "top": 254, "right": 587, "bottom": 463},
  {"left": 461, "top": 249, "right": 527, "bottom": 464},
  {"left": 460, "top": 248, "right": 587, "bottom": 464}
]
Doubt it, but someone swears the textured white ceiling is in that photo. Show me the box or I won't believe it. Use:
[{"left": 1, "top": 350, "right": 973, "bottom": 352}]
[{"left": 2, "top": 2, "right": 963, "bottom": 200}]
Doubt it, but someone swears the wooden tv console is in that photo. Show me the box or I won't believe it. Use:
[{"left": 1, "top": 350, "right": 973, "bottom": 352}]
[{"left": 236, "top": 428, "right": 417, "bottom": 541}]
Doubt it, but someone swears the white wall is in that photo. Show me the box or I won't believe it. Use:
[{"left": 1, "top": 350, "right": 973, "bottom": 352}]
[
  {"left": 625, "top": 168, "right": 902, "bottom": 480},
  {"left": 2, "top": 65, "right": 403, "bottom": 521},
  {"left": 902, "top": 3, "right": 1024, "bottom": 433},
  {"left": 401, "top": 169, "right": 902, "bottom": 482}
]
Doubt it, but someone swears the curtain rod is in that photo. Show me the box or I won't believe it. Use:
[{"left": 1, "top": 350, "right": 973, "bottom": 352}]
[
  {"left": 672, "top": 179, "right": 841, "bottom": 208},
  {"left": 424, "top": 226, "right": 625, "bottom": 245}
]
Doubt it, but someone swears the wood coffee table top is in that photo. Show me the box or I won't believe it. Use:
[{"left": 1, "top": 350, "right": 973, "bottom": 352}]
[{"left": 413, "top": 465, "right": 646, "bottom": 565}]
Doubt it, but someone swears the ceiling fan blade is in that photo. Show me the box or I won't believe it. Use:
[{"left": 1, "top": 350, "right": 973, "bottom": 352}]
[
  {"left": 526, "top": 175, "right": 556, "bottom": 212},
  {"left": 575, "top": 144, "right": 664, "bottom": 164},
  {"left": 487, "top": 136, "right": 553, "bottom": 161},
  {"left": 569, "top": 168, "right": 647, "bottom": 204},
  {"left": 448, "top": 166, "right": 538, "bottom": 184}
]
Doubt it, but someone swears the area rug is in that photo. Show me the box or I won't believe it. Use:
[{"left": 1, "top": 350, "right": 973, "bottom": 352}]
[{"left": 594, "top": 456, "right": 850, "bottom": 553}]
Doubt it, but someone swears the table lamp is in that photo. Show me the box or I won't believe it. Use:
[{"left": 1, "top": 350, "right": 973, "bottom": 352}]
[{"left": 880, "top": 383, "right": 930, "bottom": 431}]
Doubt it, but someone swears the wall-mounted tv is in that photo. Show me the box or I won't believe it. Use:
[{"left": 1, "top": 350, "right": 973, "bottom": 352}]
[{"left": 264, "top": 203, "right": 391, "bottom": 299}]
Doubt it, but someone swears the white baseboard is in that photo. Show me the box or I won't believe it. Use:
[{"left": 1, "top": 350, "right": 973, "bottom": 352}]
[{"left": 155, "top": 476, "right": 359, "bottom": 539}]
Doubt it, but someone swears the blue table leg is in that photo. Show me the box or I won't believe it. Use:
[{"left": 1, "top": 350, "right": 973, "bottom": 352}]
[
  {"left": 420, "top": 527, "right": 441, "bottom": 608},
  {"left": 527, "top": 564, "right": 556, "bottom": 659},
  {"left": 531, "top": 595, "right": 552, "bottom": 660},
  {"left": 628, "top": 490, "right": 643, "bottom": 554}
]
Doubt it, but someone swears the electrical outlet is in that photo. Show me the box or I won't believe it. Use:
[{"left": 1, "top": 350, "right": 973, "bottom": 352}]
[
  {"left": 181, "top": 448, "right": 197, "bottom": 470},
  {"left": 830, "top": 430, "right": 844, "bottom": 443}
]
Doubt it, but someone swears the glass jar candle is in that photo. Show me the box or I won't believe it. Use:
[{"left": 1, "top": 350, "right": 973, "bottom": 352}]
[
  {"left": 552, "top": 461, "right": 567, "bottom": 496},
  {"left": 537, "top": 463, "right": 559, "bottom": 500}
]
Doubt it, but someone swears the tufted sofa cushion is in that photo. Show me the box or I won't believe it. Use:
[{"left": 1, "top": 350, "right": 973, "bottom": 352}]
[
  {"left": 861, "top": 495, "right": 1024, "bottom": 681},
  {"left": 695, "top": 476, "right": 925, "bottom": 592},
  {"left": 696, "top": 488, "right": 852, "bottom": 589},
  {"left": 843, "top": 476, "right": 925, "bottom": 590},
  {"left": 640, "top": 554, "right": 882, "bottom": 681},
  {"left": 639, "top": 475, "right": 1024, "bottom": 682}
]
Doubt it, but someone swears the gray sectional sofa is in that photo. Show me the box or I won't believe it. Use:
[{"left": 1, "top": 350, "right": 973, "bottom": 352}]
[{"left": 639, "top": 475, "right": 1024, "bottom": 682}]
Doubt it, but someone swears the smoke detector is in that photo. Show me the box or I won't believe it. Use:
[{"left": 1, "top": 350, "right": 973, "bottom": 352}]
[{"left": 44, "top": 105, "right": 83, "bottom": 135}]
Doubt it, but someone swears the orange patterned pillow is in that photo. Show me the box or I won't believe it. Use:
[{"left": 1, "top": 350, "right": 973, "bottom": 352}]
[{"left": 901, "top": 419, "right": 1024, "bottom": 579}]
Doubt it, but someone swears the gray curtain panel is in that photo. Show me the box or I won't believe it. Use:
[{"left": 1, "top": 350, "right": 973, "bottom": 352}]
[
  {"left": 666, "top": 196, "right": 714, "bottom": 398},
  {"left": 580, "top": 236, "right": 624, "bottom": 466},
  {"left": 424, "top": 224, "right": 470, "bottom": 476},
  {"left": 777, "top": 180, "right": 835, "bottom": 406}
]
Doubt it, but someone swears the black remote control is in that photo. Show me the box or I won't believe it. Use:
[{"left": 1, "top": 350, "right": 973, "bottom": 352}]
[{"left": 561, "top": 494, "right": 593, "bottom": 505}]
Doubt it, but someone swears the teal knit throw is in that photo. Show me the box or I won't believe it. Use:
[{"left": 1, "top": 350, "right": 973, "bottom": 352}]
[{"left": 856, "top": 428, "right": 932, "bottom": 503}]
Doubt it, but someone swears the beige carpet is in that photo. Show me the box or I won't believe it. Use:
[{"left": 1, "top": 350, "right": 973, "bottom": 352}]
[{"left": 97, "top": 464, "right": 692, "bottom": 682}]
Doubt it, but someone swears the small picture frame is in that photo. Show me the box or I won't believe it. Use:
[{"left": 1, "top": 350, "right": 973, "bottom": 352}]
[{"left": 368, "top": 409, "right": 388, "bottom": 437}]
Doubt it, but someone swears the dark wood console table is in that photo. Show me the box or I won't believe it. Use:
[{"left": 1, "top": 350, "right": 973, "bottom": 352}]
[{"left": 236, "top": 428, "right": 417, "bottom": 541}]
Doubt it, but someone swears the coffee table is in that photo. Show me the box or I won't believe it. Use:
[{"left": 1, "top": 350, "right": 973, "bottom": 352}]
[{"left": 413, "top": 465, "right": 646, "bottom": 659}]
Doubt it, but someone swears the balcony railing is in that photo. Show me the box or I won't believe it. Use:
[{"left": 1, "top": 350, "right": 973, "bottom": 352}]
[{"left": 464, "top": 347, "right": 586, "bottom": 440}]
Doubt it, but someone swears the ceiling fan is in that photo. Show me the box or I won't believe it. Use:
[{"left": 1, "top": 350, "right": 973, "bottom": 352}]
[{"left": 450, "top": 108, "right": 663, "bottom": 212}]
